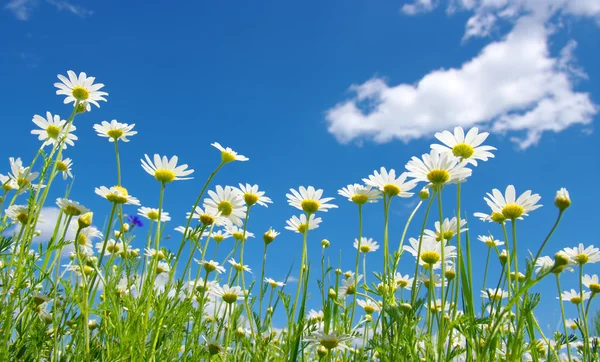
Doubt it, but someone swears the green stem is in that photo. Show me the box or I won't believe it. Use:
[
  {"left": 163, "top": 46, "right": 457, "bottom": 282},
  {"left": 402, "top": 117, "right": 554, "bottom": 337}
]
[{"left": 556, "top": 274, "right": 573, "bottom": 362}]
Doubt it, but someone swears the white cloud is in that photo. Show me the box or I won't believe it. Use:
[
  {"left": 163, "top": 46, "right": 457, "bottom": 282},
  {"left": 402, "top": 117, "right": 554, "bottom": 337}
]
[
  {"left": 4, "top": 0, "right": 92, "bottom": 20},
  {"left": 401, "top": 0, "right": 437, "bottom": 15},
  {"left": 47, "top": 0, "right": 93, "bottom": 18},
  {"left": 325, "top": 16, "right": 597, "bottom": 149}
]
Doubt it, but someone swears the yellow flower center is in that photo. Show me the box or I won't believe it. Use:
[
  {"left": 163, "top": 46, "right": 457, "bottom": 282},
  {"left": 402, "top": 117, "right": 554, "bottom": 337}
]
[
  {"left": 232, "top": 232, "right": 245, "bottom": 241},
  {"left": 17, "top": 177, "right": 30, "bottom": 189},
  {"left": 297, "top": 223, "right": 308, "bottom": 234},
  {"left": 57, "top": 161, "right": 68, "bottom": 172},
  {"left": 555, "top": 197, "right": 571, "bottom": 211},
  {"left": 364, "top": 305, "right": 376, "bottom": 314},
  {"left": 359, "top": 245, "right": 371, "bottom": 253},
  {"left": 3, "top": 182, "right": 14, "bottom": 192},
  {"left": 452, "top": 143, "right": 475, "bottom": 159},
  {"left": 396, "top": 279, "right": 408, "bottom": 288},
  {"left": 502, "top": 203, "right": 524, "bottom": 219},
  {"left": 221, "top": 151, "right": 236, "bottom": 164},
  {"left": 488, "top": 293, "right": 503, "bottom": 301},
  {"left": 217, "top": 201, "right": 233, "bottom": 216},
  {"left": 106, "top": 186, "right": 129, "bottom": 204},
  {"left": 421, "top": 251, "right": 441, "bottom": 265},
  {"left": 77, "top": 234, "right": 87, "bottom": 246},
  {"left": 427, "top": 169, "right": 450, "bottom": 185},
  {"left": 156, "top": 264, "right": 169, "bottom": 273},
  {"left": 575, "top": 253, "right": 589, "bottom": 265},
  {"left": 107, "top": 129, "right": 124, "bottom": 140},
  {"left": 16, "top": 213, "right": 29, "bottom": 224},
  {"left": 233, "top": 263, "right": 244, "bottom": 272},
  {"left": 106, "top": 244, "right": 120, "bottom": 254},
  {"left": 569, "top": 296, "right": 583, "bottom": 304},
  {"left": 46, "top": 125, "right": 61, "bottom": 139},
  {"left": 200, "top": 214, "right": 215, "bottom": 226},
  {"left": 490, "top": 212, "right": 506, "bottom": 223},
  {"left": 244, "top": 193, "right": 259, "bottom": 206},
  {"left": 568, "top": 322, "right": 578, "bottom": 330},
  {"left": 83, "top": 265, "right": 95, "bottom": 276},
  {"left": 383, "top": 184, "right": 401, "bottom": 197},
  {"left": 71, "top": 86, "right": 89, "bottom": 101},
  {"left": 147, "top": 210, "right": 159, "bottom": 221},
  {"left": 445, "top": 269, "right": 456, "bottom": 280},
  {"left": 63, "top": 205, "right": 83, "bottom": 216},
  {"left": 154, "top": 169, "right": 176, "bottom": 183},
  {"left": 320, "top": 337, "right": 340, "bottom": 350},
  {"left": 344, "top": 284, "right": 356, "bottom": 295},
  {"left": 351, "top": 194, "right": 370, "bottom": 205},
  {"left": 436, "top": 230, "right": 455, "bottom": 242},
  {"left": 203, "top": 263, "right": 216, "bottom": 273},
  {"left": 301, "top": 200, "right": 320, "bottom": 214},
  {"left": 213, "top": 235, "right": 224, "bottom": 243},
  {"left": 589, "top": 283, "right": 600, "bottom": 294},
  {"left": 222, "top": 292, "right": 238, "bottom": 304}
]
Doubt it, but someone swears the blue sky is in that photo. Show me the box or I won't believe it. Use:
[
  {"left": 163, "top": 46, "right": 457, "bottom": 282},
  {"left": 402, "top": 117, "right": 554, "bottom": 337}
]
[{"left": 1, "top": 0, "right": 599, "bottom": 331}]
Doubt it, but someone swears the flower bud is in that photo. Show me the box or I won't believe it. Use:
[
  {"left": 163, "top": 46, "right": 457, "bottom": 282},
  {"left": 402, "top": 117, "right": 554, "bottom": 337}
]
[
  {"left": 418, "top": 188, "right": 430, "bottom": 200},
  {"left": 399, "top": 302, "right": 412, "bottom": 312},
  {"left": 328, "top": 288, "right": 336, "bottom": 299},
  {"left": 78, "top": 212, "right": 93, "bottom": 229},
  {"left": 321, "top": 239, "right": 330, "bottom": 248},
  {"left": 498, "top": 250, "right": 508, "bottom": 265},
  {"left": 554, "top": 188, "right": 571, "bottom": 211},
  {"left": 317, "top": 345, "right": 328, "bottom": 357}
]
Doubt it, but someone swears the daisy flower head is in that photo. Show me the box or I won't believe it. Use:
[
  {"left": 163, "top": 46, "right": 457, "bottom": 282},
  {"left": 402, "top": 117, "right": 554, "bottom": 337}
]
[
  {"left": 95, "top": 186, "right": 140, "bottom": 205},
  {"left": 286, "top": 186, "right": 337, "bottom": 214},
  {"left": 357, "top": 299, "right": 380, "bottom": 314},
  {"left": 403, "top": 237, "right": 456, "bottom": 270},
  {"left": 405, "top": 150, "right": 472, "bottom": 189},
  {"left": 235, "top": 183, "right": 272, "bottom": 207},
  {"left": 31, "top": 112, "right": 77, "bottom": 149},
  {"left": 263, "top": 227, "right": 279, "bottom": 245},
  {"left": 228, "top": 258, "right": 252, "bottom": 273},
  {"left": 141, "top": 154, "right": 194, "bottom": 184},
  {"left": 56, "top": 158, "right": 73, "bottom": 180},
  {"left": 285, "top": 214, "right": 322, "bottom": 234},
  {"left": 563, "top": 243, "right": 600, "bottom": 265},
  {"left": 211, "top": 229, "right": 231, "bottom": 243},
  {"left": 307, "top": 309, "right": 324, "bottom": 322},
  {"left": 565, "top": 318, "right": 579, "bottom": 330},
  {"left": 554, "top": 188, "right": 571, "bottom": 211},
  {"left": 198, "top": 260, "right": 226, "bottom": 274},
  {"left": 419, "top": 273, "right": 447, "bottom": 289},
  {"left": 363, "top": 167, "right": 416, "bottom": 198},
  {"left": 339, "top": 274, "right": 363, "bottom": 298},
  {"left": 558, "top": 289, "right": 590, "bottom": 305},
  {"left": 353, "top": 237, "right": 379, "bottom": 253},
  {"left": 0, "top": 173, "right": 18, "bottom": 193},
  {"left": 188, "top": 206, "right": 222, "bottom": 226},
  {"left": 204, "top": 185, "right": 246, "bottom": 226},
  {"left": 582, "top": 274, "right": 600, "bottom": 294},
  {"left": 534, "top": 255, "right": 574, "bottom": 274},
  {"left": 55, "top": 70, "right": 108, "bottom": 111},
  {"left": 305, "top": 330, "right": 353, "bottom": 352},
  {"left": 71, "top": 223, "right": 102, "bottom": 252},
  {"left": 96, "top": 239, "right": 123, "bottom": 256},
  {"left": 5, "top": 205, "right": 30, "bottom": 224},
  {"left": 481, "top": 288, "right": 508, "bottom": 301},
  {"left": 210, "top": 284, "right": 245, "bottom": 304},
  {"left": 484, "top": 185, "right": 542, "bottom": 221},
  {"left": 424, "top": 217, "right": 467, "bottom": 242},
  {"left": 138, "top": 206, "right": 170, "bottom": 222},
  {"left": 478, "top": 235, "right": 504, "bottom": 248},
  {"left": 56, "top": 198, "right": 89, "bottom": 216},
  {"left": 265, "top": 277, "right": 285, "bottom": 288},
  {"left": 225, "top": 224, "right": 254, "bottom": 242},
  {"left": 394, "top": 273, "right": 414, "bottom": 290},
  {"left": 156, "top": 261, "right": 170, "bottom": 274},
  {"left": 94, "top": 120, "right": 137, "bottom": 143},
  {"left": 211, "top": 142, "right": 248, "bottom": 163},
  {"left": 431, "top": 126, "right": 496, "bottom": 166},
  {"left": 338, "top": 184, "right": 382, "bottom": 205},
  {"left": 9, "top": 157, "right": 39, "bottom": 193}
]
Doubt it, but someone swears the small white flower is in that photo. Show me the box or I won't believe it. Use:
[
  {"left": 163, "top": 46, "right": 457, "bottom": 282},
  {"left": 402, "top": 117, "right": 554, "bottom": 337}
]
[
  {"left": 141, "top": 154, "right": 194, "bottom": 183},
  {"left": 285, "top": 214, "right": 322, "bottom": 233},
  {"left": 394, "top": 273, "right": 414, "bottom": 290},
  {"left": 305, "top": 330, "right": 353, "bottom": 352},
  {"left": 481, "top": 288, "right": 508, "bottom": 301},
  {"left": 156, "top": 261, "right": 170, "bottom": 274},
  {"left": 405, "top": 150, "right": 472, "bottom": 187},
  {"left": 211, "top": 142, "right": 249, "bottom": 163},
  {"left": 210, "top": 284, "right": 246, "bottom": 304},
  {"left": 431, "top": 126, "right": 496, "bottom": 166},
  {"left": 204, "top": 186, "right": 246, "bottom": 226},
  {"left": 138, "top": 207, "right": 170, "bottom": 222},
  {"left": 197, "top": 260, "right": 226, "bottom": 274},
  {"left": 363, "top": 167, "right": 416, "bottom": 198},
  {"left": 228, "top": 258, "right": 252, "bottom": 274},
  {"left": 56, "top": 198, "right": 89, "bottom": 216},
  {"left": 94, "top": 120, "right": 137, "bottom": 142},
  {"left": 338, "top": 184, "right": 381, "bottom": 204},
  {"left": 558, "top": 289, "right": 590, "bottom": 304},
  {"left": 357, "top": 299, "right": 380, "bottom": 314},
  {"left": 563, "top": 243, "right": 600, "bottom": 265},
  {"left": 478, "top": 235, "right": 504, "bottom": 248},
  {"left": 264, "top": 277, "right": 285, "bottom": 288},
  {"left": 5, "top": 205, "right": 30, "bottom": 224},
  {"left": 236, "top": 183, "right": 272, "bottom": 207},
  {"left": 353, "top": 237, "right": 379, "bottom": 253},
  {"left": 54, "top": 70, "right": 108, "bottom": 111},
  {"left": 31, "top": 112, "right": 77, "bottom": 149},
  {"left": 339, "top": 275, "right": 362, "bottom": 298},
  {"left": 56, "top": 158, "right": 73, "bottom": 180},
  {"left": 95, "top": 186, "right": 140, "bottom": 205},
  {"left": 286, "top": 186, "right": 337, "bottom": 213},
  {"left": 424, "top": 217, "right": 467, "bottom": 242},
  {"left": 483, "top": 185, "right": 542, "bottom": 221},
  {"left": 225, "top": 224, "right": 254, "bottom": 241},
  {"left": 403, "top": 237, "right": 456, "bottom": 270}
]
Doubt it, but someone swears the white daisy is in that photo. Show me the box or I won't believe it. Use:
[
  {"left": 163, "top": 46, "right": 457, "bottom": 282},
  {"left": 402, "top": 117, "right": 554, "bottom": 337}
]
[
  {"left": 534, "top": 256, "right": 574, "bottom": 274},
  {"left": 481, "top": 288, "right": 508, "bottom": 301},
  {"left": 188, "top": 206, "right": 223, "bottom": 226},
  {"left": 338, "top": 184, "right": 381, "bottom": 204},
  {"left": 210, "top": 285, "right": 245, "bottom": 304},
  {"left": 582, "top": 274, "right": 600, "bottom": 294},
  {"left": 211, "top": 229, "right": 231, "bottom": 243},
  {"left": 307, "top": 309, "right": 324, "bottom": 322},
  {"left": 156, "top": 261, "right": 170, "bottom": 274},
  {"left": 394, "top": 273, "right": 414, "bottom": 290},
  {"left": 144, "top": 248, "right": 167, "bottom": 260},
  {"left": 426, "top": 298, "right": 450, "bottom": 313},
  {"left": 235, "top": 183, "right": 272, "bottom": 207},
  {"left": 203, "top": 185, "right": 246, "bottom": 226},
  {"left": 562, "top": 243, "right": 600, "bottom": 265},
  {"left": 419, "top": 273, "right": 447, "bottom": 289},
  {"left": 31, "top": 112, "right": 77, "bottom": 149},
  {"left": 264, "top": 277, "right": 285, "bottom": 288},
  {"left": 211, "top": 142, "right": 248, "bottom": 163},
  {"left": 286, "top": 186, "right": 337, "bottom": 214},
  {"left": 363, "top": 167, "right": 416, "bottom": 198},
  {"left": 197, "top": 260, "right": 226, "bottom": 274},
  {"left": 263, "top": 227, "right": 279, "bottom": 244},
  {"left": 138, "top": 206, "right": 170, "bottom": 222},
  {"left": 9, "top": 157, "right": 40, "bottom": 193},
  {"left": 93, "top": 120, "right": 137, "bottom": 142},
  {"left": 95, "top": 239, "right": 123, "bottom": 256},
  {"left": 56, "top": 158, "right": 73, "bottom": 180},
  {"left": 5, "top": 205, "right": 30, "bottom": 224},
  {"left": 478, "top": 235, "right": 504, "bottom": 248},
  {"left": 554, "top": 187, "right": 571, "bottom": 210},
  {"left": 70, "top": 222, "right": 102, "bottom": 253},
  {"left": 424, "top": 217, "right": 467, "bottom": 242},
  {"left": 0, "top": 173, "right": 18, "bottom": 192},
  {"left": 56, "top": 198, "right": 89, "bottom": 216},
  {"left": 431, "top": 126, "right": 496, "bottom": 166},
  {"left": 285, "top": 214, "right": 322, "bottom": 233},
  {"left": 558, "top": 289, "right": 590, "bottom": 305},
  {"left": 353, "top": 237, "right": 379, "bottom": 253},
  {"left": 483, "top": 185, "right": 542, "bottom": 221},
  {"left": 405, "top": 150, "right": 472, "bottom": 188},
  {"left": 403, "top": 237, "right": 456, "bottom": 270},
  {"left": 95, "top": 186, "right": 140, "bottom": 205},
  {"left": 357, "top": 299, "right": 380, "bottom": 314},
  {"left": 305, "top": 331, "right": 353, "bottom": 352},
  {"left": 54, "top": 70, "right": 108, "bottom": 111},
  {"left": 224, "top": 224, "right": 254, "bottom": 241},
  {"left": 339, "top": 275, "right": 362, "bottom": 298},
  {"left": 565, "top": 318, "right": 579, "bottom": 330},
  {"left": 228, "top": 258, "right": 252, "bottom": 274},
  {"left": 141, "top": 154, "right": 194, "bottom": 183}
]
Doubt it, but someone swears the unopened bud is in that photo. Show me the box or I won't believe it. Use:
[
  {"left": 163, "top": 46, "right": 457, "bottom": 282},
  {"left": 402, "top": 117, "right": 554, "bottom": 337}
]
[
  {"left": 78, "top": 212, "right": 93, "bottom": 229},
  {"left": 321, "top": 239, "right": 330, "bottom": 248}
]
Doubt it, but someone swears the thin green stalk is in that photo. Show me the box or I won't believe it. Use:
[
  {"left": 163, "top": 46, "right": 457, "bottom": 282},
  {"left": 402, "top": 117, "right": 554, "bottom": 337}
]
[
  {"left": 114, "top": 140, "right": 121, "bottom": 186},
  {"left": 556, "top": 274, "right": 573, "bottom": 362},
  {"left": 410, "top": 193, "right": 435, "bottom": 305},
  {"left": 350, "top": 204, "right": 363, "bottom": 330}
]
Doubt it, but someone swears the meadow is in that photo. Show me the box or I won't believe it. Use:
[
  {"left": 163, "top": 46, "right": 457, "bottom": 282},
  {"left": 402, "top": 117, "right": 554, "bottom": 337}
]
[{"left": 0, "top": 70, "right": 598, "bottom": 361}]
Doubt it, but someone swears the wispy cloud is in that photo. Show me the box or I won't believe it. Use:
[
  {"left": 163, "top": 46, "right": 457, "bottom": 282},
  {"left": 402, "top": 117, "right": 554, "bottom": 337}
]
[
  {"left": 4, "top": 0, "right": 92, "bottom": 20},
  {"left": 47, "top": 0, "right": 93, "bottom": 18}
]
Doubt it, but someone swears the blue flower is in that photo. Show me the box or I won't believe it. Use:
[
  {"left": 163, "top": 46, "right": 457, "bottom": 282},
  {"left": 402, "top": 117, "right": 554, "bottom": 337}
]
[{"left": 128, "top": 215, "right": 143, "bottom": 228}]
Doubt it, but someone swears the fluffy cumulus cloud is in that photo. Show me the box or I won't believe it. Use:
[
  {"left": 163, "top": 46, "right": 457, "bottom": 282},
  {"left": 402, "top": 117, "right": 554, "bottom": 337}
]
[{"left": 327, "top": 1, "right": 599, "bottom": 149}]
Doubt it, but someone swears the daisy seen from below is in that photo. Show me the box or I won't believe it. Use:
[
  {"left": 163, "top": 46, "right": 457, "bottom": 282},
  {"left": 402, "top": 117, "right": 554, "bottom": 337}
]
[
  {"left": 582, "top": 274, "right": 600, "bottom": 294},
  {"left": 285, "top": 214, "right": 322, "bottom": 233},
  {"left": 204, "top": 186, "right": 246, "bottom": 226},
  {"left": 211, "top": 142, "right": 248, "bottom": 163},
  {"left": 403, "top": 237, "right": 456, "bottom": 270},
  {"left": 94, "top": 120, "right": 137, "bottom": 142},
  {"left": 141, "top": 154, "right": 194, "bottom": 184},
  {"left": 235, "top": 183, "right": 272, "bottom": 207},
  {"left": 562, "top": 243, "right": 600, "bottom": 265},
  {"left": 31, "top": 112, "right": 77, "bottom": 149},
  {"left": 264, "top": 277, "right": 285, "bottom": 288},
  {"left": 211, "top": 229, "right": 231, "bottom": 243},
  {"left": 534, "top": 256, "right": 573, "bottom": 274},
  {"left": 394, "top": 273, "right": 414, "bottom": 290},
  {"left": 188, "top": 206, "right": 222, "bottom": 226},
  {"left": 263, "top": 227, "right": 279, "bottom": 245},
  {"left": 481, "top": 288, "right": 508, "bottom": 301},
  {"left": 555, "top": 187, "right": 571, "bottom": 210},
  {"left": 353, "top": 237, "right": 379, "bottom": 253},
  {"left": 228, "top": 258, "right": 252, "bottom": 274},
  {"left": 339, "top": 274, "right": 362, "bottom": 298},
  {"left": 286, "top": 186, "right": 337, "bottom": 214},
  {"left": 56, "top": 198, "right": 89, "bottom": 216},
  {"left": 405, "top": 150, "right": 472, "bottom": 189},
  {"left": 306, "top": 330, "right": 353, "bottom": 352},
  {"left": 138, "top": 207, "right": 171, "bottom": 222},
  {"left": 54, "top": 70, "right": 108, "bottom": 111},
  {"left": 225, "top": 224, "right": 254, "bottom": 241},
  {"left": 9, "top": 157, "right": 39, "bottom": 192},
  {"left": 424, "top": 217, "right": 467, "bottom": 242},
  {"left": 431, "top": 126, "right": 496, "bottom": 166},
  {"left": 357, "top": 299, "right": 380, "bottom": 314},
  {"left": 95, "top": 239, "right": 123, "bottom": 256},
  {"left": 95, "top": 186, "right": 140, "bottom": 205},
  {"left": 5, "top": 205, "right": 30, "bottom": 224},
  {"left": 363, "top": 167, "right": 416, "bottom": 198},
  {"left": 197, "top": 260, "right": 226, "bottom": 274},
  {"left": 478, "top": 235, "right": 504, "bottom": 248},
  {"left": 0, "top": 173, "right": 18, "bottom": 192},
  {"left": 484, "top": 185, "right": 542, "bottom": 221},
  {"left": 210, "top": 285, "right": 245, "bottom": 304},
  {"left": 56, "top": 158, "right": 73, "bottom": 180},
  {"left": 338, "top": 184, "right": 381, "bottom": 204},
  {"left": 558, "top": 289, "right": 590, "bottom": 305}
]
